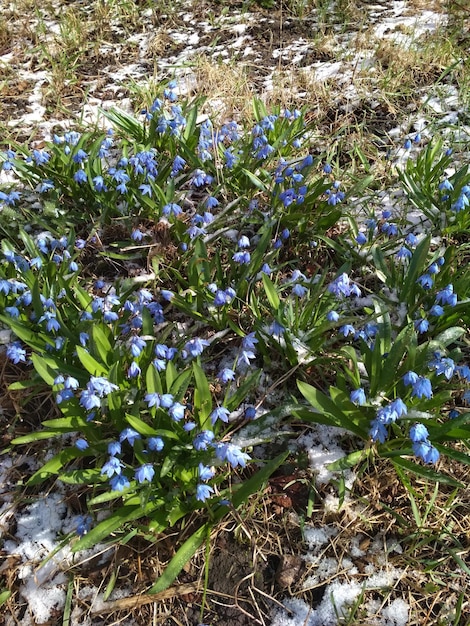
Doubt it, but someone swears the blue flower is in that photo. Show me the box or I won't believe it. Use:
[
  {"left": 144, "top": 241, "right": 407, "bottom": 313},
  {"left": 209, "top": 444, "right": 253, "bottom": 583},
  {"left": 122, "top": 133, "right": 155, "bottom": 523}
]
[
  {"left": 396, "top": 246, "right": 412, "bottom": 260},
  {"left": 210, "top": 406, "right": 230, "bottom": 425},
  {"left": 198, "top": 463, "right": 215, "bottom": 481},
  {"left": 327, "top": 310, "right": 339, "bottom": 322},
  {"left": 129, "top": 336, "right": 147, "bottom": 358},
  {"left": 429, "top": 304, "right": 444, "bottom": 317},
  {"left": 55, "top": 389, "right": 74, "bottom": 404},
  {"left": 193, "top": 430, "right": 215, "bottom": 451},
  {"left": 72, "top": 149, "right": 88, "bottom": 164},
  {"left": 108, "top": 441, "right": 121, "bottom": 456},
  {"left": 161, "top": 290, "right": 174, "bottom": 301},
  {"left": 110, "top": 474, "right": 130, "bottom": 491},
  {"left": 350, "top": 388, "right": 366, "bottom": 406},
  {"left": 245, "top": 405, "right": 257, "bottom": 419},
  {"left": 416, "top": 274, "right": 433, "bottom": 289},
  {"left": 76, "top": 515, "right": 92, "bottom": 537},
  {"left": 160, "top": 393, "right": 174, "bottom": 408},
  {"left": 411, "top": 376, "right": 433, "bottom": 399},
  {"left": 75, "top": 438, "right": 89, "bottom": 450},
  {"left": 218, "top": 368, "right": 236, "bottom": 383},
  {"left": 409, "top": 423, "right": 429, "bottom": 442},
  {"left": 412, "top": 440, "right": 439, "bottom": 464},
  {"left": 339, "top": 324, "right": 355, "bottom": 337},
  {"left": 79, "top": 388, "right": 101, "bottom": 411},
  {"left": 73, "top": 169, "right": 88, "bottom": 184},
  {"left": 135, "top": 464, "right": 155, "bottom": 483},
  {"left": 429, "top": 355, "right": 455, "bottom": 380},
  {"left": 215, "top": 443, "right": 250, "bottom": 468},
  {"left": 32, "top": 149, "right": 50, "bottom": 165},
  {"left": 242, "top": 333, "right": 258, "bottom": 352},
  {"left": 369, "top": 419, "right": 388, "bottom": 443},
  {"left": 101, "top": 456, "right": 123, "bottom": 478},
  {"left": 232, "top": 251, "right": 250, "bottom": 264},
  {"left": 171, "top": 155, "right": 186, "bottom": 175},
  {"left": 328, "top": 273, "right": 361, "bottom": 298},
  {"left": 148, "top": 437, "right": 164, "bottom": 451},
  {"left": 414, "top": 318, "right": 429, "bottom": 334},
  {"left": 169, "top": 402, "right": 185, "bottom": 421},
  {"left": 145, "top": 392, "right": 161, "bottom": 408},
  {"left": 390, "top": 398, "right": 407, "bottom": 417},
  {"left": 89, "top": 376, "right": 118, "bottom": 397},
  {"left": 435, "top": 284, "right": 457, "bottom": 306},
  {"left": 127, "top": 361, "right": 141, "bottom": 378},
  {"left": 403, "top": 371, "right": 419, "bottom": 386},
  {"left": 292, "top": 283, "right": 308, "bottom": 298},
  {"left": 183, "top": 337, "right": 210, "bottom": 358},
  {"left": 93, "top": 175, "right": 107, "bottom": 192},
  {"left": 196, "top": 483, "right": 214, "bottom": 502},
  {"left": 119, "top": 428, "right": 141, "bottom": 446}
]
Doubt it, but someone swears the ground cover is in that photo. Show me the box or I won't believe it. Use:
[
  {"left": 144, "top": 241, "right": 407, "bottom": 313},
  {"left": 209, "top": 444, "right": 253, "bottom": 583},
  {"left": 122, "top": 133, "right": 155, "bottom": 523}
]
[{"left": 1, "top": 0, "right": 470, "bottom": 625}]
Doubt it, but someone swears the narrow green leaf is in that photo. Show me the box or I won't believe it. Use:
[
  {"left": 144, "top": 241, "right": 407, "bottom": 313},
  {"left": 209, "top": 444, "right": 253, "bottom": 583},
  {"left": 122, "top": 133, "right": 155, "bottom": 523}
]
[
  {"left": 240, "top": 167, "right": 267, "bottom": 191},
  {"left": 73, "top": 499, "right": 162, "bottom": 552},
  {"left": 193, "top": 362, "right": 212, "bottom": 427},
  {"left": 327, "top": 449, "right": 368, "bottom": 472},
  {"left": 76, "top": 346, "right": 107, "bottom": 377},
  {"left": 0, "top": 315, "right": 50, "bottom": 351},
  {"left": 0, "top": 590, "right": 12, "bottom": 608},
  {"left": 231, "top": 451, "right": 289, "bottom": 510},
  {"left": 402, "top": 235, "right": 430, "bottom": 302},
  {"left": 27, "top": 449, "right": 82, "bottom": 486},
  {"left": 31, "top": 353, "right": 58, "bottom": 385},
  {"left": 60, "top": 469, "right": 104, "bottom": 485},
  {"left": 297, "top": 381, "right": 366, "bottom": 438},
  {"left": 91, "top": 324, "right": 113, "bottom": 365},
  {"left": 391, "top": 457, "right": 463, "bottom": 487},
  {"left": 378, "top": 323, "right": 415, "bottom": 393},
  {"left": 149, "top": 523, "right": 209, "bottom": 594},
  {"left": 146, "top": 363, "right": 162, "bottom": 395},
  {"left": 262, "top": 274, "right": 280, "bottom": 311}
]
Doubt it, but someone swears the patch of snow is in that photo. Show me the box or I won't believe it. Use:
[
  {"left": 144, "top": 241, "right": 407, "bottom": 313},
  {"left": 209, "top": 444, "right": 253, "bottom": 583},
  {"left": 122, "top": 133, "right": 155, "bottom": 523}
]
[{"left": 381, "top": 598, "right": 410, "bottom": 626}]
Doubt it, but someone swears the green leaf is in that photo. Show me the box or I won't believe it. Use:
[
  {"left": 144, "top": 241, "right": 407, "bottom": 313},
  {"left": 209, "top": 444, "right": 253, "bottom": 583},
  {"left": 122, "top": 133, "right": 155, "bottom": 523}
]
[
  {"left": 11, "top": 431, "right": 61, "bottom": 444},
  {"left": 169, "top": 367, "right": 193, "bottom": 400},
  {"left": 0, "top": 315, "right": 50, "bottom": 351},
  {"left": 146, "top": 363, "right": 162, "bottom": 395},
  {"left": 296, "top": 381, "right": 367, "bottom": 438},
  {"left": 0, "top": 590, "right": 11, "bottom": 608},
  {"left": 149, "top": 523, "right": 209, "bottom": 594},
  {"left": 193, "top": 362, "right": 212, "bottom": 428},
  {"left": 401, "top": 235, "right": 430, "bottom": 303},
  {"left": 76, "top": 346, "right": 107, "bottom": 377},
  {"left": 60, "top": 469, "right": 104, "bottom": 485},
  {"left": 91, "top": 324, "right": 114, "bottom": 365},
  {"left": 378, "top": 323, "right": 415, "bottom": 393},
  {"left": 231, "top": 451, "right": 289, "bottom": 509},
  {"left": 27, "top": 448, "right": 83, "bottom": 486},
  {"left": 149, "top": 450, "right": 288, "bottom": 594},
  {"left": 391, "top": 457, "right": 463, "bottom": 487},
  {"left": 31, "top": 353, "right": 58, "bottom": 385},
  {"left": 73, "top": 499, "right": 163, "bottom": 552},
  {"left": 262, "top": 274, "right": 280, "bottom": 311},
  {"left": 240, "top": 167, "right": 268, "bottom": 191},
  {"left": 125, "top": 413, "right": 159, "bottom": 437},
  {"left": 433, "top": 443, "right": 470, "bottom": 465},
  {"left": 225, "top": 370, "right": 261, "bottom": 412},
  {"left": 434, "top": 326, "right": 466, "bottom": 347},
  {"left": 327, "top": 449, "right": 369, "bottom": 472}
]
